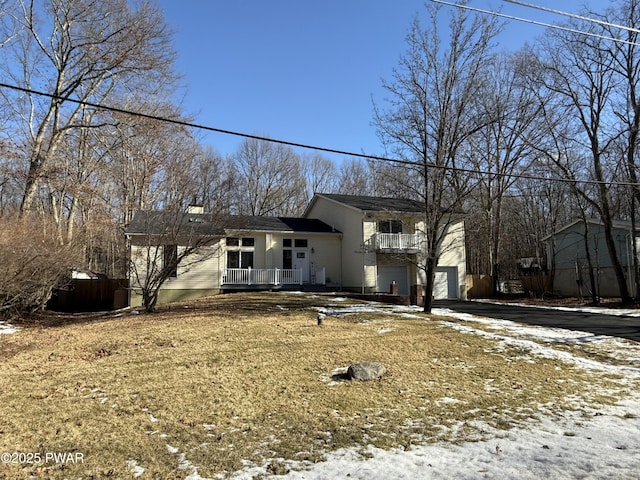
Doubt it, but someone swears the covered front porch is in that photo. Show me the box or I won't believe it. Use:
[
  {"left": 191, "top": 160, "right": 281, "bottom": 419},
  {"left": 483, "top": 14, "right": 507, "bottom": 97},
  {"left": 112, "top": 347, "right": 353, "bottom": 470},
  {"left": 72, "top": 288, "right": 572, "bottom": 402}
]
[{"left": 221, "top": 267, "right": 326, "bottom": 291}]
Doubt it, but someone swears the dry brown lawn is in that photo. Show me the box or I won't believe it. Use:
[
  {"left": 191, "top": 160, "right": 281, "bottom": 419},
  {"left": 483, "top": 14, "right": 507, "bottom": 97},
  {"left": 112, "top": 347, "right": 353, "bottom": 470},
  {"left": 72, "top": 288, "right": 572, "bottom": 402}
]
[{"left": 0, "top": 292, "right": 622, "bottom": 479}]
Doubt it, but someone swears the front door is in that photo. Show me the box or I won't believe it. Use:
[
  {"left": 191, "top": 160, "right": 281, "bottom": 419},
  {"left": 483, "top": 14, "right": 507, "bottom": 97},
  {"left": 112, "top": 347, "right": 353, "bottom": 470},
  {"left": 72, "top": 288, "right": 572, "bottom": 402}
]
[{"left": 293, "top": 250, "right": 309, "bottom": 282}]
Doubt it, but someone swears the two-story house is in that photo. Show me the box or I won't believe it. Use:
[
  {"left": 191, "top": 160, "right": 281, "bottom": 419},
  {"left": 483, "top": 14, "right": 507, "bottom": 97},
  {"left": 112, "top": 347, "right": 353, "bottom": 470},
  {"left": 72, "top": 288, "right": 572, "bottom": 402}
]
[{"left": 303, "top": 194, "right": 467, "bottom": 300}]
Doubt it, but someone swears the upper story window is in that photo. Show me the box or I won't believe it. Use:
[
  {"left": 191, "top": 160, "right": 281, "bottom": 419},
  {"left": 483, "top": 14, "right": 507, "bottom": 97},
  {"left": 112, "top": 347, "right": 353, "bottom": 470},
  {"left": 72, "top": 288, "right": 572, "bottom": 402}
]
[
  {"left": 284, "top": 238, "right": 308, "bottom": 248},
  {"left": 226, "top": 237, "right": 254, "bottom": 247},
  {"left": 378, "top": 220, "right": 403, "bottom": 234}
]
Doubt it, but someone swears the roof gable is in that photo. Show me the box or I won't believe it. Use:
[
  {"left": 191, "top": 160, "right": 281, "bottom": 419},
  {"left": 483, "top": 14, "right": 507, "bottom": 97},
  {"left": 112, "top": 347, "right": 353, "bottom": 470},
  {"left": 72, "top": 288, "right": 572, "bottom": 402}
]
[{"left": 542, "top": 218, "right": 638, "bottom": 241}]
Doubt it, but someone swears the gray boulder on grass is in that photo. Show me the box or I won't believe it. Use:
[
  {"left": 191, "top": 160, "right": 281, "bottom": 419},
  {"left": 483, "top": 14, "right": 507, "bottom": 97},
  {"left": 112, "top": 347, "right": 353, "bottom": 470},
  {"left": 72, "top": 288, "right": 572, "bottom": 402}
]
[{"left": 347, "top": 361, "right": 386, "bottom": 381}]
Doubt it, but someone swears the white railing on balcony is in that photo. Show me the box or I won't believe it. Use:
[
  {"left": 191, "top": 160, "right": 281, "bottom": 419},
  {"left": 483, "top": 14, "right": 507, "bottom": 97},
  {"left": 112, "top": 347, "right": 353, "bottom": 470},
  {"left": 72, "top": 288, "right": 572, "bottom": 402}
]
[
  {"left": 222, "top": 268, "right": 302, "bottom": 285},
  {"left": 374, "top": 233, "right": 423, "bottom": 251}
]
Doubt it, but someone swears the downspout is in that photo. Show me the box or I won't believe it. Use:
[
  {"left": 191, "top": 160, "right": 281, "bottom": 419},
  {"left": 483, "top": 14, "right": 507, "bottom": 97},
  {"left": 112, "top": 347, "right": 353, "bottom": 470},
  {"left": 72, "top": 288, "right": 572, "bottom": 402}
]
[
  {"left": 361, "top": 212, "right": 366, "bottom": 294},
  {"left": 626, "top": 232, "right": 632, "bottom": 296},
  {"left": 339, "top": 231, "right": 343, "bottom": 290},
  {"left": 125, "top": 232, "right": 132, "bottom": 307}
]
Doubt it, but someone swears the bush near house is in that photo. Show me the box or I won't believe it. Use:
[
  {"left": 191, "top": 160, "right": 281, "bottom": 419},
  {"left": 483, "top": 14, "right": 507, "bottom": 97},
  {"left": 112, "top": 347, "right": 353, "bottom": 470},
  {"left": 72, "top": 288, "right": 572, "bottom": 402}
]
[{"left": 0, "top": 217, "right": 81, "bottom": 319}]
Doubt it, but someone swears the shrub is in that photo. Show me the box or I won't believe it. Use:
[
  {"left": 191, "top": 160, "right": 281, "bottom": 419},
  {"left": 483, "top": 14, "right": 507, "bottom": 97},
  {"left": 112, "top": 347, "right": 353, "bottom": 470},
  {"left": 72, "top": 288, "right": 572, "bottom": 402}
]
[{"left": 0, "top": 217, "right": 82, "bottom": 319}]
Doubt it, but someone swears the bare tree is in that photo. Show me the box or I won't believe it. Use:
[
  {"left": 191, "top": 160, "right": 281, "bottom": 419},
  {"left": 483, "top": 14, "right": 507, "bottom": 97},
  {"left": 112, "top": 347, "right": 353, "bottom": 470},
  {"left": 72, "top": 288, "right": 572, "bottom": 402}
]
[
  {"left": 104, "top": 101, "right": 193, "bottom": 224},
  {"left": 301, "top": 152, "right": 339, "bottom": 198},
  {"left": 191, "top": 146, "right": 233, "bottom": 214},
  {"left": 468, "top": 51, "right": 544, "bottom": 292},
  {"left": 0, "top": 0, "right": 175, "bottom": 217},
  {"left": 536, "top": 11, "right": 632, "bottom": 303},
  {"left": 336, "top": 157, "right": 372, "bottom": 195},
  {"left": 373, "top": 3, "right": 501, "bottom": 312},
  {"left": 601, "top": 0, "right": 640, "bottom": 298},
  {"left": 0, "top": 217, "right": 82, "bottom": 318},
  {"left": 231, "top": 137, "right": 306, "bottom": 216}
]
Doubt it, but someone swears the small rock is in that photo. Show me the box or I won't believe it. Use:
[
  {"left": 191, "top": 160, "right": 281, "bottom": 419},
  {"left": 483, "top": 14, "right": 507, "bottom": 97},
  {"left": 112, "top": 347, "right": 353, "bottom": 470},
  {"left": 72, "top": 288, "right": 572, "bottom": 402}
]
[{"left": 347, "top": 361, "right": 386, "bottom": 381}]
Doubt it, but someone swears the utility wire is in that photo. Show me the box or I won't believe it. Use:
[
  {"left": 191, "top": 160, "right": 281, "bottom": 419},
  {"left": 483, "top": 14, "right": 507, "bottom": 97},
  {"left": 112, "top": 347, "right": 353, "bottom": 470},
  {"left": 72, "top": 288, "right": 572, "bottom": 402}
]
[
  {"left": 431, "top": 0, "right": 640, "bottom": 47},
  {"left": 504, "top": 0, "right": 640, "bottom": 34},
  {"left": 1, "top": 80, "right": 639, "bottom": 189}
]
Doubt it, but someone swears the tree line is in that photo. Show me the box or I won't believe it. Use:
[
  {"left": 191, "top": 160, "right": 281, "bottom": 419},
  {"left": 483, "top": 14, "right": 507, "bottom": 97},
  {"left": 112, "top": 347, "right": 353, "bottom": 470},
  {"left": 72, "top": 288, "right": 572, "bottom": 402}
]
[{"left": 2, "top": 0, "right": 640, "bottom": 316}]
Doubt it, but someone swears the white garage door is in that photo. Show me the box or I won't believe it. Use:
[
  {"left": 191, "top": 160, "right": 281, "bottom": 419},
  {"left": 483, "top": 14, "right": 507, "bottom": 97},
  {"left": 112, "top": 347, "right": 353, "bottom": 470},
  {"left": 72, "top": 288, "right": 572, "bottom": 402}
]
[
  {"left": 377, "top": 266, "right": 409, "bottom": 295},
  {"left": 433, "top": 267, "right": 459, "bottom": 299}
]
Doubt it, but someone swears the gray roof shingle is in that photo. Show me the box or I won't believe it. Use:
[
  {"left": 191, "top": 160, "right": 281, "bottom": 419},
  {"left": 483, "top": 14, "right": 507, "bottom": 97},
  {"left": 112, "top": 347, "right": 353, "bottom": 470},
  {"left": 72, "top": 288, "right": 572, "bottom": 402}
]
[
  {"left": 125, "top": 211, "right": 340, "bottom": 236},
  {"left": 318, "top": 194, "right": 426, "bottom": 213}
]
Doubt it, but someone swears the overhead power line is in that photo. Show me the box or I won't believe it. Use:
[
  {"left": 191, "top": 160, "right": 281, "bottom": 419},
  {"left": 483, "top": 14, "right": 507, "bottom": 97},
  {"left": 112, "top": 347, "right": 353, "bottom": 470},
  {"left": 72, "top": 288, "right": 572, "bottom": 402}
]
[
  {"left": 504, "top": 0, "right": 640, "bottom": 34},
  {"left": 431, "top": 0, "right": 640, "bottom": 47},
  {"left": 0, "top": 81, "right": 639, "bottom": 189}
]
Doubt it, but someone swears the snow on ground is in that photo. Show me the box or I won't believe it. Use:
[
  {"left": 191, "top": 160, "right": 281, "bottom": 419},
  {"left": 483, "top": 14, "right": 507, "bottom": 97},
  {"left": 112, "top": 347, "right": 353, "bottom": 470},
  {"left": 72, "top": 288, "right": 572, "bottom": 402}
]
[
  {"left": 0, "top": 321, "right": 19, "bottom": 334},
  {"left": 4, "top": 299, "right": 639, "bottom": 479},
  {"left": 233, "top": 299, "right": 640, "bottom": 480}
]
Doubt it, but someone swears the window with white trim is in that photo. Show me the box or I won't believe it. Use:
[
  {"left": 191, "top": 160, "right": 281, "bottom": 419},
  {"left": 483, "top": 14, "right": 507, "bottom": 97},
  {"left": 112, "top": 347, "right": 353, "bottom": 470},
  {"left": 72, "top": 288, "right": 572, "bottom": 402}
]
[{"left": 226, "top": 237, "right": 255, "bottom": 268}]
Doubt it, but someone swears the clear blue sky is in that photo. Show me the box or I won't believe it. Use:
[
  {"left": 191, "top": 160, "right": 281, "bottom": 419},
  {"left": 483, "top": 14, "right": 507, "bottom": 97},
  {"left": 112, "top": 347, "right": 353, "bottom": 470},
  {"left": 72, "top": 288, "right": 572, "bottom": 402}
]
[{"left": 154, "top": 1, "right": 590, "bottom": 162}]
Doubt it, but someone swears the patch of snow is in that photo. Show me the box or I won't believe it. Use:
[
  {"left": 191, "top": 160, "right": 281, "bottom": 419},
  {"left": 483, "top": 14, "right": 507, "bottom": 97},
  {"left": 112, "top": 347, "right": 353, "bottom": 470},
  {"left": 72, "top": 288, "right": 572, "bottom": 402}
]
[
  {"left": 232, "top": 395, "right": 640, "bottom": 480},
  {"left": 0, "top": 321, "right": 19, "bottom": 334},
  {"left": 126, "top": 459, "right": 145, "bottom": 478},
  {"left": 377, "top": 327, "right": 395, "bottom": 334},
  {"left": 166, "top": 444, "right": 179, "bottom": 454}
]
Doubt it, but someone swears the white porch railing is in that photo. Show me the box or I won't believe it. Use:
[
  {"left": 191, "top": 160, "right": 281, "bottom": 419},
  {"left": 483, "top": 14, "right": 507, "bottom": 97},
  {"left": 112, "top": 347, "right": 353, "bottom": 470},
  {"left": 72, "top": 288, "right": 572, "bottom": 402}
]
[
  {"left": 374, "top": 233, "right": 423, "bottom": 251},
  {"left": 222, "top": 268, "right": 302, "bottom": 286}
]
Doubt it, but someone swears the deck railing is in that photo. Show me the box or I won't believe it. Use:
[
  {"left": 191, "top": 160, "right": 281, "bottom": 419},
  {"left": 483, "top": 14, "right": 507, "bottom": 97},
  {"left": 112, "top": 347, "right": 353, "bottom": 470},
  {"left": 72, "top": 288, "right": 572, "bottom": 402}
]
[
  {"left": 374, "top": 233, "right": 423, "bottom": 251},
  {"left": 222, "top": 268, "right": 302, "bottom": 286}
]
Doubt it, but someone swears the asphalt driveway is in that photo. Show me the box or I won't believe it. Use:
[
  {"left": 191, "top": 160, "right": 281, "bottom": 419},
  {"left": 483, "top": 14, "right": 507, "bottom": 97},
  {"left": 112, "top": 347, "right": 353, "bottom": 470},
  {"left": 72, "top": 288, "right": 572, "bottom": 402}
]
[{"left": 433, "top": 300, "right": 640, "bottom": 343}]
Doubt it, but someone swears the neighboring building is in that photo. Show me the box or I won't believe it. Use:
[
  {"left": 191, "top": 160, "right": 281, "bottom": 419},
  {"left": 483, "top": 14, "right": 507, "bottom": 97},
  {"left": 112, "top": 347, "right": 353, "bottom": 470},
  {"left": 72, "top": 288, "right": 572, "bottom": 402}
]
[
  {"left": 303, "top": 194, "right": 467, "bottom": 300},
  {"left": 126, "top": 193, "right": 467, "bottom": 306},
  {"left": 543, "top": 218, "right": 639, "bottom": 297}
]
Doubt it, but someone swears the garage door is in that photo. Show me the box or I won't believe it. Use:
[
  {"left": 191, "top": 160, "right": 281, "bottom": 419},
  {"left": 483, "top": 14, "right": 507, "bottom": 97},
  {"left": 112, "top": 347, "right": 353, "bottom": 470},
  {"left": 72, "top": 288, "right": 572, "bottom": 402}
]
[
  {"left": 377, "top": 266, "right": 409, "bottom": 295},
  {"left": 433, "top": 267, "right": 459, "bottom": 299}
]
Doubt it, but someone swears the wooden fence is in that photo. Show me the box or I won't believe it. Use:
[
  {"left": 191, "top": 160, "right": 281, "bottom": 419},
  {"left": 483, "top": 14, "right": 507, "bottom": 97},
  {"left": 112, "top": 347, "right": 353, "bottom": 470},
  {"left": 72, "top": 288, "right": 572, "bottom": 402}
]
[
  {"left": 466, "top": 274, "right": 553, "bottom": 298},
  {"left": 466, "top": 274, "right": 493, "bottom": 298},
  {"left": 49, "top": 278, "right": 129, "bottom": 312}
]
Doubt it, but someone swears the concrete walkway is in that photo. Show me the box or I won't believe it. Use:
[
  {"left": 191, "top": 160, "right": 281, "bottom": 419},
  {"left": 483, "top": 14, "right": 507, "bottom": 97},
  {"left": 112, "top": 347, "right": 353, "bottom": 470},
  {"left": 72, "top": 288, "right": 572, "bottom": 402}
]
[{"left": 433, "top": 300, "right": 640, "bottom": 343}]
